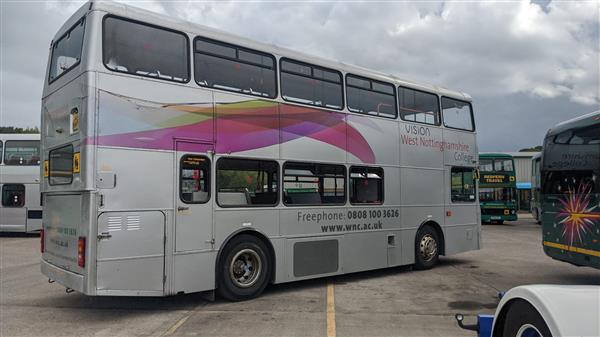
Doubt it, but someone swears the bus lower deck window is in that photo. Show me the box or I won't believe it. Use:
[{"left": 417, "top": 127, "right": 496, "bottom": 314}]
[
  {"left": 283, "top": 162, "right": 346, "bottom": 205},
  {"left": 451, "top": 167, "right": 476, "bottom": 202},
  {"left": 217, "top": 158, "right": 278, "bottom": 207},
  {"left": 350, "top": 166, "right": 383, "bottom": 204}
]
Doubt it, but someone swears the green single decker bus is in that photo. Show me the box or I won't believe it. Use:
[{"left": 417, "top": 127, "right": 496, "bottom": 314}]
[
  {"left": 541, "top": 111, "right": 600, "bottom": 269},
  {"left": 478, "top": 153, "right": 517, "bottom": 223}
]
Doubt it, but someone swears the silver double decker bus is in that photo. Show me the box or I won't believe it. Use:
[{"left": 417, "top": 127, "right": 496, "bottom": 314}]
[
  {"left": 0, "top": 133, "right": 42, "bottom": 233},
  {"left": 41, "top": 2, "right": 480, "bottom": 300}
]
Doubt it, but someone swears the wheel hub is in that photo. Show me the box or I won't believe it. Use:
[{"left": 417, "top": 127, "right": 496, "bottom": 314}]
[
  {"left": 419, "top": 234, "right": 438, "bottom": 262},
  {"left": 229, "top": 248, "right": 262, "bottom": 288}
]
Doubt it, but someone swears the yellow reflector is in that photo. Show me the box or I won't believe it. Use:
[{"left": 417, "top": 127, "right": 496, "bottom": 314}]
[
  {"left": 70, "top": 108, "right": 79, "bottom": 134},
  {"left": 44, "top": 160, "right": 49, "bottom": 177},
  {"left": 73, "top": 152, "right": 81, "bottom": 173}
]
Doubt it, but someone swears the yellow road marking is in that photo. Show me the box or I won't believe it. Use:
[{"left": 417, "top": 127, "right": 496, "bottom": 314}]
[
  {"left": 161, "top": 313, "right": 191, "bottom": 336},
  {"left": 543, "top": 241, "right": 600, "bottom": 257},
  {"left": 327, "top": 282, "right": 336, "bottom": 337}
]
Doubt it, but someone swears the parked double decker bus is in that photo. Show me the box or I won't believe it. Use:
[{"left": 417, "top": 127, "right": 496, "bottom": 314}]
[
  {"left": 0, "top": 133, "right": 42, "bottom": 233},
  {"left": 40, "top": 2, "right": 480, "bottom": 300},
  {"left": 541, "top": 111, "right": 600, "bottom": 269},
  {"left": 478, "top": 153, "right": 517, "bottom": 224}
]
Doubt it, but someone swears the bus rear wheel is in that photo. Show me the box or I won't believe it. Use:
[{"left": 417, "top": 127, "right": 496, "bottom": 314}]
[
  {"left": 217, "top": 234, "right": 270, "bottom": 301},
  {"left": 414, "top": 225, "right": 440, "bottom": 270}
]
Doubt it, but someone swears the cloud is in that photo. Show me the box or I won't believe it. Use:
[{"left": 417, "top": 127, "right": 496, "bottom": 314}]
[{"left": 1, "top": 0, "right": 598, "bottom": 152}]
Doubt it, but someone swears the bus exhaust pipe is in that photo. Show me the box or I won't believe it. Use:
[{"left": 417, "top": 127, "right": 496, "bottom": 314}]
[
  {"left": 48, "top": 278, "right": 55, "bottom": 284},
  {"left": 65, "top": 287, "right": 74, "bottom": 294}
]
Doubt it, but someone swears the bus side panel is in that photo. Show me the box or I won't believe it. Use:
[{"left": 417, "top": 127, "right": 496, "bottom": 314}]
[
  {"left": 347, "top": 115, "right": 398, "bottom": 166},
  {"left": 280, "top": 104, "right": 347, "bottom": 164},
  {"left": 0, "top": 207, "right": 27, "bottom": 231},
  {"left": 25, "top": 183, "right": 42, "bottom": 232},
  {"left": 214, "top": 92, "right": 278, "bottom": 160},
  {"left": 41, "top": 74, "right": 90, "bottom": 192},
  {"left": 399, "top": 169, "right": 445, "bottom": 262},
  {"left": 443, "top": 130, "right": 480, "bottom": 255},
  {"left": 213, "top": 209, "right": 279, "bottom": 246},
  {"left": 399, "top": 123, "right": 444, "bottom": 169}
]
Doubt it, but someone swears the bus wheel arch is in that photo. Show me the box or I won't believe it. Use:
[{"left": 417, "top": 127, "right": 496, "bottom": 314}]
[
  {"left": 491, "top": 299, "right": 552, "bottom": 337},
  {"left": 215, "top": 229, "right": 275, "bottom": 301},
  {"left": 414, "top": 221, "right": 445, "bottom": 270}
]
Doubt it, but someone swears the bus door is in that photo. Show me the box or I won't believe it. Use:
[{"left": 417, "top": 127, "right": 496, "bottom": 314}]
[{"left": 175, "top": 140, "right": 213, "bottom": 252}]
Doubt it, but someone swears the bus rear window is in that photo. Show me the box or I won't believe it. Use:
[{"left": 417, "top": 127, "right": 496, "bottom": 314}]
[
  {"left": 3, "top": 140, "right": 40, "bottom": 166},
  {"left": 49, "top": 145, "right": 73, "bottom": 185},
  {"left": 49, "top": 18, "right": 85, "bottom": 83},
  {"left": 103, "top": 16, "right": 189, "bottom": 83}
]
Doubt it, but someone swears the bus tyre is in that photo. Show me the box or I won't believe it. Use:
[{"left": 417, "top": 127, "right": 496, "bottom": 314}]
[
  {"left": 501, "top": 300, "right": 552, "bottom": 337},
  {"left": 217, "top": 234, "right": 270, "bottom": 301},
  {"left": 414, "top": 225, "right": 439, "bottom": 270}
]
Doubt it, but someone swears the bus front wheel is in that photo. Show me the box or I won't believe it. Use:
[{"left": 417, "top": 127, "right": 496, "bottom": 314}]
[
  {"left": 217, "top": 234, "right": 271, "bottom": 301},
  {"left": 501, "top": 300, "right": 552, "bottom": 337},
  {"left": 414, "top": 225, "right": 440, "bottom": 270}
]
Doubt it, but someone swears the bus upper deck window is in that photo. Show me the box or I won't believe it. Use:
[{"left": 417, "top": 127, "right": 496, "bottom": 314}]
[
  {"left": 399, "top": 87, "right": 440, "bottom": 125},
  {"left": 442, "top": 97, "right": 474, "bottom": 131},
  {"left": 3, "top": 140, "right": 40, "bottom": 166},
  {"left": 103, "top": 16, "right": 189, "bottom": 83},
  {"left": 280, "top": 59, "right": 343, "bottom": 110},
  {"left": 346, "top": 75, "right": 397, "bottom": 119},
  {"left": 194, "top": 38, "right": 276, "bottom": 98},
  {"left": 49, "top": 18, "right": 85, "bottom": 83}
]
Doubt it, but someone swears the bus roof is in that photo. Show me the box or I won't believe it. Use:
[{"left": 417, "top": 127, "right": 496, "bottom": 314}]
[
  {"left": 546, "top": 110, "right": 600, "bottom": 138},
  {"left": 479, "top": 153, "right": 514, "bottom": 159},
  {"left": 57, "top": 1, "right": 472, "bottom": 102}
]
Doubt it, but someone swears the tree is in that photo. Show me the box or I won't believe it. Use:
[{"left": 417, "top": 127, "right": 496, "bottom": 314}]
[
  {"left": 519, "top": 145, "right": 542, "bottom": 152},
  {"left": 0, "top": 126, "right": 40, "bottom": 134}
]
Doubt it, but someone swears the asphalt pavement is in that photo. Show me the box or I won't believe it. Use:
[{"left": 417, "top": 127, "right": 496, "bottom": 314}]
[{"left": 1, "top": 217, "right": 598, "bottom": 337}]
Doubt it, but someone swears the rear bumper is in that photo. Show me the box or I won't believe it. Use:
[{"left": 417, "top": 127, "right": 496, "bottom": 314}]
[{"left": 41, "top": 259, "right": 85, "bottom": 293}]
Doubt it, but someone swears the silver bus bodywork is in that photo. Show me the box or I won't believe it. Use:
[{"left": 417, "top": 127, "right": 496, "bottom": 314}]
[
  {"left": 41, "top": 2, "right": 480, "bottom": 297},
  {"left": 0, "top": 133, "right": 42, "bottom": 233}
]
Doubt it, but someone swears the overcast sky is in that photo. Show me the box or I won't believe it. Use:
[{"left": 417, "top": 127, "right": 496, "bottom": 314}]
[{"left": 1, "top": 0, "right": 598, "bottom": 151}]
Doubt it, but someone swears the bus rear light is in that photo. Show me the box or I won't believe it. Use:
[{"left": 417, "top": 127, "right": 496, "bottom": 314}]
[
  {"left": 78, "top": 237, "right": 86, "bottom": 268},
  {"left": 40, "top": 229, "right": 45, "bottom": 253}
]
